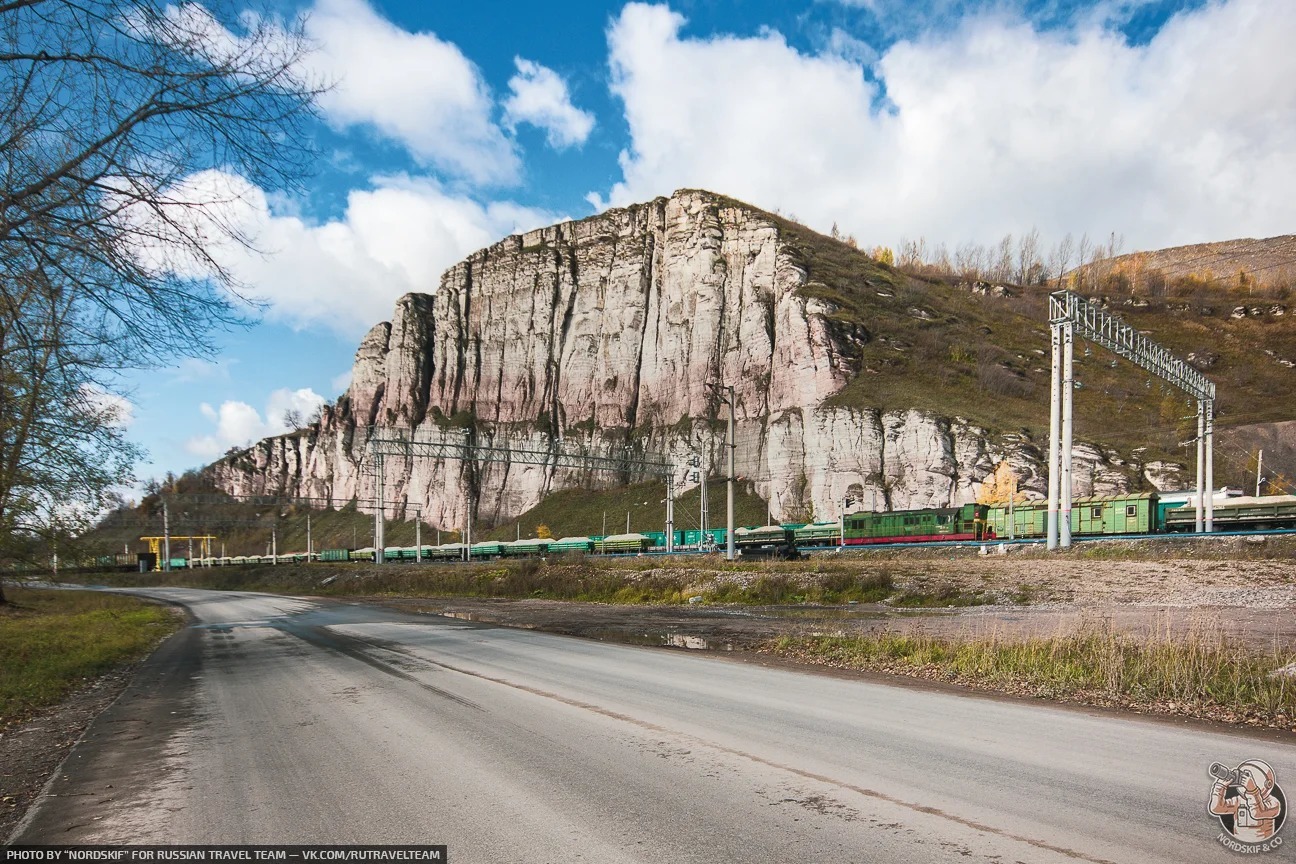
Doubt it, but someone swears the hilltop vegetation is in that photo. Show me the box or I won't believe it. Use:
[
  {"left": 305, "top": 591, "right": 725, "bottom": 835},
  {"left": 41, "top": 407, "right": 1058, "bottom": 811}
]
[{"left": 709, "top": 192, "right": 1294, "bottom": 489}]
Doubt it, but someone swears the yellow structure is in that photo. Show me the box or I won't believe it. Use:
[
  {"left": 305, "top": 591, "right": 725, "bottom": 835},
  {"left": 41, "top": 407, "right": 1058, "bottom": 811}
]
[{"left": 140, "top": 536, "right": 217, "bottom": 570}]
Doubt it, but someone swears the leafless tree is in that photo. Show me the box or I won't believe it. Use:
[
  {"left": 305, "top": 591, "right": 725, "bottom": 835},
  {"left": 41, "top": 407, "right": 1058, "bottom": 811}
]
[
  {"left": 1016, "top": 228, "right": 1042, "bottom": 285},
  {"left": 0, "top": 1, "right": 322, "bottom": 598}
]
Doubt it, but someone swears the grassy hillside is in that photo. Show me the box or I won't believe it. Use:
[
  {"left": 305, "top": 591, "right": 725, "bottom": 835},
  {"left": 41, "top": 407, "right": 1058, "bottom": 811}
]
[
  {"left": 704, "top": 191, "right": 1294, "bottom": 486},
  {"left": 480, "top": 478, "right": 771, "bottom": 541}
]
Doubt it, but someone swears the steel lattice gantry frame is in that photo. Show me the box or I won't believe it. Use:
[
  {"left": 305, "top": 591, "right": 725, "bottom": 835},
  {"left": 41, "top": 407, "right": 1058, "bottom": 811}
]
[
  {"left": 1047, "top": 290, "right": 1217, "bottom": 549},
  {"left": 365, "top": 427, "right": 679, "bottom": 563}
]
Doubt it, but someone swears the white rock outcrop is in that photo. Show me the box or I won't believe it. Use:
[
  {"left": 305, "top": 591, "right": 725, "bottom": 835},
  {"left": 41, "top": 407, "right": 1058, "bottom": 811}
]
[{"left": 211, "top": 190, "right": 1165, "bottom": 529}]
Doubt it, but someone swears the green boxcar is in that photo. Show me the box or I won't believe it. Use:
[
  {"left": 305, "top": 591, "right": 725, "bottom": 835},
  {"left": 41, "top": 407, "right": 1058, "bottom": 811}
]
[
  {"left": 987, "top": 492, "right": 1155, "bottom": 538},
  {"left": 167, "top": 557, "right": 188, "bottom": 569},
  {"left": 1071, "top": 493, "right": 1155, "bottom": 535},
  {"left": 985, "top": 501, "right": 1049, "bottom": 539},
  {"left": 320, "top": 548, "right": 351, "bottom": 562}
]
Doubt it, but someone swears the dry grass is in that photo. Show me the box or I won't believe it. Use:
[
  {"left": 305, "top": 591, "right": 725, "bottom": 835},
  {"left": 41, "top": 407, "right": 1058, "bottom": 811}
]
[
  {"left": 0, "top": 587, "right": 180, "bottom": 727},
  {"left": 769, "top": 619, "right": 1296, "bottom": 727}
]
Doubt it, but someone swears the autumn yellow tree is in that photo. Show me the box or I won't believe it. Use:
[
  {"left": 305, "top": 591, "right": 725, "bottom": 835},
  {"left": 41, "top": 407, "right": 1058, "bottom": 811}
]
[{"left": 977, "top": 461, "right": 1026, "bottom": 505}]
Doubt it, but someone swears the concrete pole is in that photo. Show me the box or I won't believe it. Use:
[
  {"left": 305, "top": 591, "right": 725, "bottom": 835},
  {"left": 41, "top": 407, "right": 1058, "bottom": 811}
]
[
  {"left": 1195, "top": 400, "right": 1205, "bottom": 533},
  {"left": 306, "top": 512, "right": 312, "bottom": 562},
  {"left": 726, "top": 385, "right": 736, "bottom": 563},
  {"left": 666, "top": 473, "right": 675, "bottom": 553},
  {"left": 375, "top": 453, "right": 385, "bottom": 565},
  {"left": 1046, "top": 326, "right": 1062, "bottom": 550},
  {"left": 1060, "top": 324, "right": 1074, "bottom": 548},
  {"left": 163, "top": 501, "right": 171, "bottom": 572},
  {"left": 1257, "top": 449, "right": 1264, "bottom": 497},
  {"left": 1197, "top": 401, "right": 1207, "bottom": 533},
  {"left": 700, "top": 453, "right": 709, "bottom": 546},
  {"left": 416, "top": 511, "right": 422, "bottom": 563},
  {"left": 272, "top": 525, "right": 277, "bottom": 564}
]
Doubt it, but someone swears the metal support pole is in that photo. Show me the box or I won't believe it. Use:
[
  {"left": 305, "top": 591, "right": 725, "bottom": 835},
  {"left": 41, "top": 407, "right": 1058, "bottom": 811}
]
[
  {"left": 1046, "top": 326, "right": 1061, "bottom": 550},
  {"left": 163, "top": 502, "right": 171, "bottom": 572},
  {"left": 1257, "top": 449, "right": 1264, "bottom": 497},
  {"left": 726, "top": 386, "right": 736, "bottom": 563},
  {"left": 416, "top": 512, "right": 422, "bottom": 562},
  {"left": 306, "top": 512, "right": 312, "bottom": 562},
  {"left": 375, "top": 453, "right": 385, "bottom": 565},
  {"left": 666, "top": 473, "right": 675, "bottom": 553},
  {"left": 1195, "top": 401, "right": 1205, "bottom": 533},
  {"left": 1197, "top": 401, "right": 1207, "bottom": 533},
  {"left": 1060, "top": 323, "right": 1074, "bottom": 548},
  {"left": 272, "top": 526, "right": 277, "bottom": 564}
]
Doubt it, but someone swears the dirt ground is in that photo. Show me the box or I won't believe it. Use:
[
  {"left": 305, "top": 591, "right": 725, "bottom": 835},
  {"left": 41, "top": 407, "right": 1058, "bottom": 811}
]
[{"left": 374, "top": 538, "right": 1296, "bottom": 651}]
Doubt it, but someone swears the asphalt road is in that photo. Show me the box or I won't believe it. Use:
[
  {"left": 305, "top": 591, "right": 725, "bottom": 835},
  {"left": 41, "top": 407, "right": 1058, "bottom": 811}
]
[{"left": 12, "top": 588, "right": 1296, "bottom": 862}]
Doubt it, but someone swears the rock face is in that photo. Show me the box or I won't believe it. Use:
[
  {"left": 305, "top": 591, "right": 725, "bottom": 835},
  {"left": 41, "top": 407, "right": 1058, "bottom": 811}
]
[{"left": 212, "top": 190, "right": 1172, "bottom": 528}]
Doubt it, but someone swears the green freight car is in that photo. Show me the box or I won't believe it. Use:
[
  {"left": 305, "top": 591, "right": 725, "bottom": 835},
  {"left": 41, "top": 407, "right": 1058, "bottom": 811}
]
[
  {"left": 548, "top": 536, "right": 594, "bottom": 554},
  {"left": 595, "top": 533, "right": 652, "bottom": 554},
  {"left": 986, "top": 492, "right": 1156, "bottom": 538},
  {"left": 320, "top": 548, "right": 351, "bottom": 562},
  {"left": 792, "top": 522, "right": 843, "bottom": 546},
  {"left": 1165, "top": 495, "right": 1296, "bottom": 532}
]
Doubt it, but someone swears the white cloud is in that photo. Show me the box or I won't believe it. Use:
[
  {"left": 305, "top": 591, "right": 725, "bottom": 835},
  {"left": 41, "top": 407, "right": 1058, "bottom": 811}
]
[
  {"left": 186, "top": 387, "right": 326, "bottom": 458},
  {"left": 600, "top": 0, "right": 1296, "bottom": 252},
  {"left": 305, "top": 0, "right": 518, "bottom": 183},
  {"left": 503, "top": 58, "right": 595, "bottom": 149},
  {"left": 141, "top": 169, "right": 563, "bottom": 336}
]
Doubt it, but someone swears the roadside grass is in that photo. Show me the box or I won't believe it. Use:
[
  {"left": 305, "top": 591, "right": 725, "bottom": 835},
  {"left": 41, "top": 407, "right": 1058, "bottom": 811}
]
[
  {"left": 88, "top": 559, "right": 895, "bottom": 607},
  {"left": 768, "top": 623, "right": 1296, "bottom": 727},
  {"left": 0, "top": 587, "right": 180, "bottom": 728}
]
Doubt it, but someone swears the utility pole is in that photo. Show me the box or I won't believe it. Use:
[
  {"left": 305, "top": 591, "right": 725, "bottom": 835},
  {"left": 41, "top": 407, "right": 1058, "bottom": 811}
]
[
  {"left": 699, "top": 461, "right": 709, "bottom": 546},
  {"left": 272, "top": 525, "right": 277, "bottom": 564},
  {"left": 415, "top": 511, "right": 422, "bottom": 563},
  {"left": 666, "top": 473, "right": 675, "bottom": 552},
  {"left": 163, "top": 501, "right": 171, "bottom": 572},
  {"left": 374, "top": 452, "right": 385, "bottom": 566},
  {"left": 725, "top": 385, "right": 736, "bottom": 562},
  {"left": 1258, "top": 449, "right": 1265, "bottom": 497},
  {"left": 1046, "top": 326, "right": 1061, "bottom": 551},
  {"left": 307, "top": 512, "right": 312, "bottom": 561}
]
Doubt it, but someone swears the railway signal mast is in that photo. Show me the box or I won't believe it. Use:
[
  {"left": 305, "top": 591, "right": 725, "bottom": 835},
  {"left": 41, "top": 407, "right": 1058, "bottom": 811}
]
[{"left": 1046, "top": 291, "right": 1216, "bottom": 550}]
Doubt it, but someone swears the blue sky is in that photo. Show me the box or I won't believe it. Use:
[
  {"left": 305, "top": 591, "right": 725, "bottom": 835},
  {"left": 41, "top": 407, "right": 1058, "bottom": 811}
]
[{"left": 121, "top": 0, "right": 1295, "bottom": 490}]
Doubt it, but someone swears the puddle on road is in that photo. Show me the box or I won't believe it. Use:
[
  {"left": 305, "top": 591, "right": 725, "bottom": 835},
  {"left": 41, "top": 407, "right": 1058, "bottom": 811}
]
[{"left": 583, "top": 629, "right": 736, "bottom": 652}]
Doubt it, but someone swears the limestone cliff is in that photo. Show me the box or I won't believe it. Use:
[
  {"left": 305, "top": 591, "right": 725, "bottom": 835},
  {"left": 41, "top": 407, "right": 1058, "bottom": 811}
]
[{"left": 212, "top": 190, "right": 1171, "bottom": 528}]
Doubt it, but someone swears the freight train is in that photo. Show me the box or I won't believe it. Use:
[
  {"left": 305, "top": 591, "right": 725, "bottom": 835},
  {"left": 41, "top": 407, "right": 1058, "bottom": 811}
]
[{"left": 173, "top": 493, "right": 1296, "bottom": 567}]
